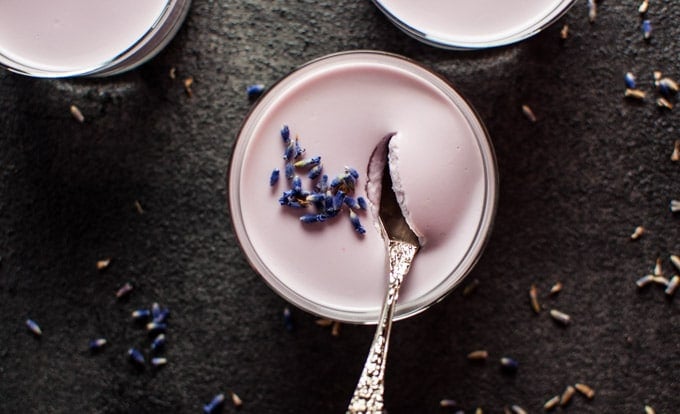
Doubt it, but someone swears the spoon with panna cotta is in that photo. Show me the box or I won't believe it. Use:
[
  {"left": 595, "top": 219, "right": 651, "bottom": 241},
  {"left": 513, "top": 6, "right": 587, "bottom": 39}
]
[{"left": 346, "top": 132, "right": 422, "bottom": 414}]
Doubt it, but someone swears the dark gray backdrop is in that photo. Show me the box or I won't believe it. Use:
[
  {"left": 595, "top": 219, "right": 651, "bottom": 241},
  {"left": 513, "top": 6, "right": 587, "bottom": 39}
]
[{"left": 1, "top": 1, "right": 679, "bottom": 413}]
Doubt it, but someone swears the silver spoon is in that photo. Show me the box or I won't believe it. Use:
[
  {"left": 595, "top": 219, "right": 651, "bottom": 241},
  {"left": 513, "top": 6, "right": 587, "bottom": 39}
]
[{"left": 346, "top": 136, "right": 421, "bottom": 414}]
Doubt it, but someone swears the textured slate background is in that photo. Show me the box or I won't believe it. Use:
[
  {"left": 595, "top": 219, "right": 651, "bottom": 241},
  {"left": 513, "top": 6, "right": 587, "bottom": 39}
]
[{"left": 1, "top": 1, "right": 679, "bottom": 413}]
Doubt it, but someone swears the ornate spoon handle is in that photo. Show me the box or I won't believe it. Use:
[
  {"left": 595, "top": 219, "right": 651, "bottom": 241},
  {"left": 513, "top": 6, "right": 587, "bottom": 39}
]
[{"left": 346, "top": 240, "right": 419, "bottom": 414}]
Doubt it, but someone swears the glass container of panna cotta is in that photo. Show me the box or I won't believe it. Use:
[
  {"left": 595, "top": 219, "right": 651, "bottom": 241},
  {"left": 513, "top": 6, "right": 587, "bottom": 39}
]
[
  {"left": 371, "top": 0, "right": 576, "bottom": 49},
  {"left": 229, "top": 51, "right": 498, "bottom": 324},
  {"left": 0, "top": 0, "right": 191, "bottom": 77}
]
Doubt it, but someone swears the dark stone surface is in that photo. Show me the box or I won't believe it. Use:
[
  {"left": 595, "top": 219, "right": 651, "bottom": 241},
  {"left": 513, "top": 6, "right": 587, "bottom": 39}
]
[{"left": 1, "top": 1, "right": 679, "bottom": 413}]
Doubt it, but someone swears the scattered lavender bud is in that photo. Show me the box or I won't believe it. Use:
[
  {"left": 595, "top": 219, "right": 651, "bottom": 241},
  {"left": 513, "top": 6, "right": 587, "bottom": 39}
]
[
  {"left": 203, "top": 394, "right": 225, "bottom": 414},
  {"left": 151, "top": 334, "right": 166, "bottom": 351},
  {"left": 246, "top": 84, "right": 265, "bottom": 100},
  {"left": 343, "top": 196, "right": 358, "bottom": 209},
  {"left": 70, "top": 105, "right": 85, "bottom": 123},
  {"left": 588, "top": 0, "right": 597, "bottom": 23},
  {"left": 521, "top": 104, "right": 537, "bottom": 122},
  {"left": 630, "top": 226, "right": 645, "bottom": 240},
  {"left": 671, "top": 255, "right": 680, "bottom": 272},
  {"left": 500, "top": 357, "right": 519, "bottom": 372},
  {"left": 651, "top": 276, "right": 669, "bottom": 286},
  {"left": 671, "top": 140, "right": 680, "bottom": 161},
  {"left": 550, "top": 309, "right": 571, "bottom": 325},
  {"left": 575, "top": 383, "right": 596, "bottom": 399},
  {"left": 561, "top": 385, "right": 576, "bottom": 406},
  {"left": 230, "top": 391, "right": 243, "bottom": 407},
  {"left": 544, "top": 395, "right": 560, "bottom": 411},
  {"left": 345, "top": 166, "right": 359, "bottom": 180},
  {"left": 550, "top": 282, "right": 563, "bottom": 295},
  {"left": 665, "top": 275, "right": 679, "bottom": 296},
  {"left": 292, "top": 175, "right": 302, "bottom": 193},
  {"left": 134, "top": 200, "right": 144, "bottom": 214},
  {"left": 659, "top": 95, "right": 675, "bottom": 108},
  {"left": 283, "top": 307, "right": 294, "bottom": 331},
  {"left": 331, "top": 321, "right": 341, "bottom": 337},
  {"left": 332, "top": 190, "right": 346, "bottom": 211},
  {"left": 146, "top": 322, "right": 167, "bottom": 333},
  {"left": 89, "top": 338, "right": 107, "bottom": 351},
  {"left": 270, "top": 169, "right": 280, "bottom": 186},
  {"left": 316, "top": 174, "right": 329, "bottom": 192},
  {"left": 151, "top": 302, "right": 162, "bottom": 320},
  {"left": 293, "top": 138, "right": 305, "bottom": 159},
  {"left": 654, "top": 71, "right": 663, "bottom": 86},
  {"left": 639, "top": 0, "right": 649, "bottom": 14},
  {"left": 132, "top": 309, "right": 152, "bottom": 321},
  {"left": 439, "top": 399, "right": 458, "bottom": 408},
  {"left": 671, "top": 199, "right": 680, "bottom": 213},
  {"left": 128, "top": 348, "right": 145, "bottom": 366},
  {"left": 283, "top": 141, "right": 295, "bottom": 162},
  {"left": 284, "top": 163, "right": 294, "bottom": 180},
  {"left": 560, "top": 24, "right": 569, "bottom": 40},
  {"left": 96, "top": 258, "right": 111, "bottom": 270},
  {"left": 151, "top": 357, "right": 167, "bottom": 367},
  {"left": 300, "top": 213, "right": 327, "bottom": 223},
  {"left": 115, "top": 282, "right": 134, "bottom": 299},
  {"left": 153, "top": 308, "right": 170, "bottom": 324},
  {"left": 642, "top": 20, "right": 652, "bottom": 40},
  {"left": 280, "top": 125, "right": 290, "bottom": 144},
  {"left": 294, "top": 156, "right": 321, "bottom": 168},
  {"left": 654, "top": 257, "right": 663, "bottom": 277},
  {"left": 625, "top": 88, "right": 646, "bottom": 100},
  {"left": 308, "top": 164, "right": 323, "bottom": 180},
  {"left": 26, "top": 319, "right": 42, "bottom": 337},
  {"left": 349, "top": 210, "right": 366, "bottom": 235},
  {"left": 315, "top": 319, "right": 334, "bottom": 327},
  {"left": 658, "top": 77, "right": 679, "bottom": 97},
  {"left": 636, "top": 275, "right": 655, "bottom": 288},
  {"left": 467, "top": 350, "right": 488, "bottom": 361},
  {"left": 183, "top": 76, "right": 194, "bottom": 97},
  {"left": 529, "top": 284, "right": 540, "bottom": 313}
]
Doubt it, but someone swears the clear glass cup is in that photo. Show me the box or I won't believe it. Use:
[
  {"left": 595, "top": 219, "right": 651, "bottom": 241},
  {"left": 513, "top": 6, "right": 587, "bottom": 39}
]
[
  {"left": 228, "top": 51, "right": 498, "bottom": 323},
  {"left": 371, "top": 0, "right": 576, "bottom": 49},
  {"left": 0, "top": 0, "right": 191, "bottom": 78}
]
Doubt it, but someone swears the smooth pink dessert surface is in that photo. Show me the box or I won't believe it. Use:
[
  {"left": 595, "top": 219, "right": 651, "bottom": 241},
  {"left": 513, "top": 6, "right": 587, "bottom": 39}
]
[
  {"left": 0, "top": 0, "right": 168, "bottom": 72},
  {"left": 230, "top": 52, "right": 496, "bottom": 322},
  {"left": 374, "top": 0, "right": 572, "bottom": 47}
]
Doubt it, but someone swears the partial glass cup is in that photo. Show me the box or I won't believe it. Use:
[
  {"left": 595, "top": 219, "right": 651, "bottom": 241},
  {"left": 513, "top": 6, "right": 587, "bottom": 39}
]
[
  {"left": 0, "top": 0, "right": 191, "bottom": 78},
  {"left": 229, "top": 51, "right": 498, "bottom": 324},
  {"left": 371, "top": 0, "right": 576, "bottom": 49}
]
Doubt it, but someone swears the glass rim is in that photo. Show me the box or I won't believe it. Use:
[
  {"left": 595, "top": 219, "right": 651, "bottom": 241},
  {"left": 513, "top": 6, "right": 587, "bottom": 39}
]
[
  {"left": 228, "top": 50, "right": 498, "bottom": 324},
  {"left": 0, "top": 0, "right": 191, "bottom": 78},
  {"left": 371, "top": 0, "right": 577, "bottom": 50}
]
